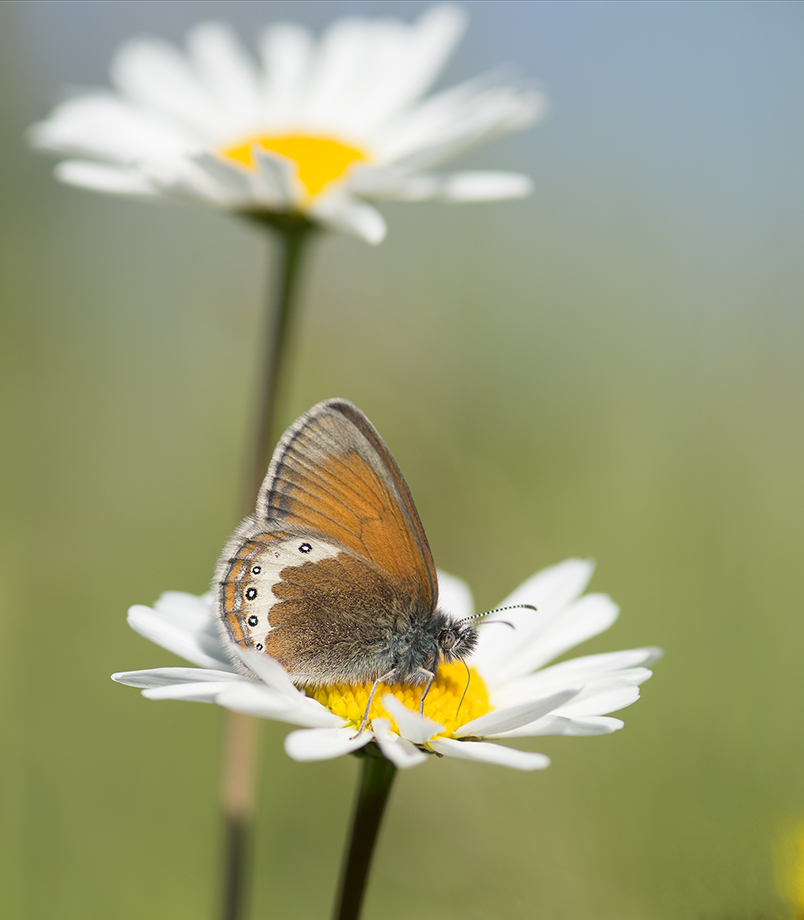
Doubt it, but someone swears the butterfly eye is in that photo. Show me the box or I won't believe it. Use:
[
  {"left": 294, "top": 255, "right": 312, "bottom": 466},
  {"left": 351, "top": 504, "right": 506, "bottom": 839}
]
[
  {"left": 252, "top": 565, "right": 261, "bottom": 574},
  {"left": 440, "top": 629, "right": 458, "bottom": 652},
  {"left": 247, "top": 615, "right": 258, "bottom": 627},
  {"left": 245, "top": 588, "right": 257, "bottom": 601},
  {"left": 255, "top": 643, "right": 263, "bottom": 651},
  {"left": 298, "top": 543, "right": 312, "bottom": 554}
]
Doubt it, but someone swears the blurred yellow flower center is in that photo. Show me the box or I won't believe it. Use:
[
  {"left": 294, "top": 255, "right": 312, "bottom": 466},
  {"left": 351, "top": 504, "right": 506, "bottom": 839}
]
[
  {"left": 308, "top": 663, "right": 491, "bottom": 738},
  {"left": 222, "top": 134, "right": 369, "bottom": 197},
  {"left": 776, "top": 820, "right": 804, "bottom": 913}
]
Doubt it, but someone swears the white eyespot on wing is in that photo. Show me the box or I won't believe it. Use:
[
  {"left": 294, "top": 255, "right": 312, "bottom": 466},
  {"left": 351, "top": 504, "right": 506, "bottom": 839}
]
[{"left": 237, "top": 536, "right": 342, "bottom": 647}]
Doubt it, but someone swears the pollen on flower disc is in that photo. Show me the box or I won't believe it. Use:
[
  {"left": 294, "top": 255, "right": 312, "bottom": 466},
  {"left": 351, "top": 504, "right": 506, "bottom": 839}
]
[
  {"left": 308, "top": 663, "right": 491, "bottom": 737},
  {"left": 221, "top": 134, "right": 369, "bottom": 197}
]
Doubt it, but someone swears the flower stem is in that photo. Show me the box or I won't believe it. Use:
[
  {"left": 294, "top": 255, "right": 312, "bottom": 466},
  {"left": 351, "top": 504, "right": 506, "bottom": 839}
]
[
  {"left": 247, "top": 213, "right": 315, "bottom": 504},
  {"left": 219, "top": 212, "right": 315, "bottom": 920},
  {"left": 333, "top": 750, "right": 398, "bottom": 920},
  {"left": 219, "top": 711, "right": 257, "bottom": 920}
]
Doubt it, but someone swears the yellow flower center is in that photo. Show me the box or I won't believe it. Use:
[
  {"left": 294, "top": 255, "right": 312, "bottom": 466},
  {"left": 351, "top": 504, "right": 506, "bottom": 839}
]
[
  {"left": 221, "top": 134, "right": 369, "bottom": 198},
  {"left": 308, "top": 663, "right": 491, "bottom": 738},
  {"left": 776, "top": 820, "right": 804, "bottom": 913}
]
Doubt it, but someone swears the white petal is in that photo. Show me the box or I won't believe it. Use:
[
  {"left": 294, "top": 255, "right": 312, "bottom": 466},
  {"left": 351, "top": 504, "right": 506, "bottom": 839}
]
[
  {"left": 142, "top": 680, "right": 240, "bottom": 702},
  {"left": 191, "top": 152, "right": 256, "bottom": 203},
  {"left": 378, "top": 75, "right": 545, "bottom": 167},
  {"left": 498, "top": 559, "right": 596, "bottom": 616},
  {"left": 138, "top": 157, "right": 236, "bottom": 206},
  {"left": 284, "top": 727, "right": 372, "bottom": 762},
  {"left": 493, "top": 648, "right": 659, "bottom": 707},
  {"left": 311, "top": 193, "right": 387, "bottom": 243},
  {"left": 471, "top": 559, "right": 595, "bottom": 681},
  {"left": 111, "top": 667, "right": 239, "bottom": 688},
  {"left": 436, "top": 569, "right": 474, "bottom": 621},
  {"left": 495, "top": 667, "right": 652, "bottom": 710},
  {"left": 499, "top": 714, "right": 624, "bottom": 738},
  {"left": 386, "top": 90, "right": 544, "bottom": 172},
  {"left": 453, "top": 688, "right": 580, "bottom": 739},
  {"left": 314, "top": 21, "right": 411, "bottom": 137},
  {"left": 252, "top": 148, "right": 299, "bottom": 208},
  {"left": 495, "top": 593, "right": 620, "bottom": 682},
  {"left": 556, "top": 681, "right": 642, "bottom": 717},
  {"left": 111, "top": 38, "right": 217, "bottom": 136},
  {"left": 301, "top": 17, "right": 376, "bottom": 129},
  {"left": 364, "top": 5, "right": 467, "bottom": 123},
  {"left": 372, "top": 718, "right": 428, "bottom": 768},
  {"left": 186, "top": 22, "right": 262, "bottom": 132},
  {"left": 153, "top": 591, "right": 214, "bottom": 629},
  {"left": 126, "top": 604, "right": 232, "bottom": 670},
  {"left": 428, "top": 738, "right": 550, "bottom": 771},
  {"left": 30, "top": 94, "right": 191, "bottom": 163},
  {"left": 527, "top": 648, "right": 662, "bottom": 685},
  {"left": 304, "top": 6, "right": 466, "bottom": 137},
  {"left": 257, "top": 23, "right": 314, "bottom": 125},
  {"left": 53, "top": 160, "right": 157, "bottom": 196},
  {"left": 215, "top": 682, "right": 340, "bottom": 728},
  {"left": 380, "top": 695, "right": 443, "bottom": 744},
  {"left": 387, "top": 170, "right": 532, "bottom": 202},
  {"left": 234, "top": 648, "right": 302, "bottom": 698}
]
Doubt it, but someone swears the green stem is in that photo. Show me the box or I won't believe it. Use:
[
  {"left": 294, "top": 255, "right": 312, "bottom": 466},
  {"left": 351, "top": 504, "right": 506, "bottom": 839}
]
[
  {"left": 219, "top": 212, "right": 315, "bottom": 920},
  {"left": 333, "top": 750, "right": 398, "bottom": 920},
  {"left": 247, "top": 213, "right": 315, "bottom": 505}
]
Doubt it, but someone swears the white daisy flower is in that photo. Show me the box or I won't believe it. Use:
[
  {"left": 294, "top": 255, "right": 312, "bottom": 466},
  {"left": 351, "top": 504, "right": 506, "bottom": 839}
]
[
  {"left": 112, "top": 559, "right": 660, "bottom": 771},
  {"left": 29, "top": 5, "right": 546, "bottom": 244}
]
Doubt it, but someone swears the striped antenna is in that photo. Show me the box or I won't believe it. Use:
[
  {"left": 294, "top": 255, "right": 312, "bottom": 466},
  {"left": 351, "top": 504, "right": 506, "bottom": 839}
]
[{"left": 458, "top": 603, "right": 537, "bottom": 628}]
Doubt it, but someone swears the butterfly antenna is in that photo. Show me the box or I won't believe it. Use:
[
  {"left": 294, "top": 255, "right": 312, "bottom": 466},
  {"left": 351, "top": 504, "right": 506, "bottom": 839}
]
[
  {"left": 456, "top": 660, "right": 471, "bottom": 721},
  {"left": 458, "top": 603, "right": 537, "bottom": 628}
]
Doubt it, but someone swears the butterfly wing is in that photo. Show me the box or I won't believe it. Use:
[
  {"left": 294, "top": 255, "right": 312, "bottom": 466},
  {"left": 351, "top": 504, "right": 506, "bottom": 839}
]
[
  {"left": 216, "top": 399, "right": 439, "bottom": 683},
  {"left": 259, "top": 399, "right": 437, "bottom": 604}
]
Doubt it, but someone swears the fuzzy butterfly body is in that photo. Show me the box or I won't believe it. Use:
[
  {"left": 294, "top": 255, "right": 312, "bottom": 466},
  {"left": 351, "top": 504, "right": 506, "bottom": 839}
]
[{"left": 215, "top": 399, "right": 478, "bottom": 697}]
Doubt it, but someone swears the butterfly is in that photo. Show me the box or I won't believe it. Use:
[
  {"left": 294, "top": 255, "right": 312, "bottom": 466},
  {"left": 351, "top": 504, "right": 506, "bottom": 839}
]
[{"left": 214, "top": 398, "right": 479, "bottom": 729}]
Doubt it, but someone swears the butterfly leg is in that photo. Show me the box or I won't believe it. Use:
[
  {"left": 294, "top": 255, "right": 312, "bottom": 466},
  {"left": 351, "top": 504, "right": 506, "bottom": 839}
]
[
  {"left": 415, "top": 668, "right": 436, "bottom": 716},
  {"left": 353, "top": 670, "right": 396, "bottom": 738}
]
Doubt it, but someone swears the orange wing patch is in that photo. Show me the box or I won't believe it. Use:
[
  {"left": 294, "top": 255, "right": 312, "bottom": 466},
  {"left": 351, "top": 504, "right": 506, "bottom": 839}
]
[{"left": 258, "top": 401, "right": 437, "bottom": 613}]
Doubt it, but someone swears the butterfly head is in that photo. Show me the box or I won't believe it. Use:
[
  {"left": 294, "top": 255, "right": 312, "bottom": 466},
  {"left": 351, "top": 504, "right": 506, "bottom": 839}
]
[{"left": 434, "top": 613, "right": 479, "bottom": 666}]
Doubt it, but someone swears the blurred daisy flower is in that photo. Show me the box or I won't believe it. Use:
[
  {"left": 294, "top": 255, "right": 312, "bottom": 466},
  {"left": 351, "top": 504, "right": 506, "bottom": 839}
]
[
  {"left": 113, "top": 559, "right": 660, "bottom": 771},
  {"left": 775, "top": 820, "right": 804, "bottom": 919},
  {"left": 29, "top": 5, "right": 545, "bottom": 244}
]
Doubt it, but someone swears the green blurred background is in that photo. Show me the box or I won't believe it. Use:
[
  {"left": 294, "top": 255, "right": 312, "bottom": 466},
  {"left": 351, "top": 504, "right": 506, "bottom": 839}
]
[{"left": 2, "top": 1, "right": 803, "bottom": 918}]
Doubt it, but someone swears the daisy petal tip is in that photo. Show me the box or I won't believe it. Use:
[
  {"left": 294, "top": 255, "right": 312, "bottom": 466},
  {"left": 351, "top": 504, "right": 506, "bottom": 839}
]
[
  {"left": 448, "top": 171, "right": 533, "bottom": 202},
  {"left": 421, "top": 3, "right": 469, "bottom": 38},
  {"left": 313, "top": 196, "right": 387, "bottom": 244},
  {"left": 284, "top": 726, "right": 372, "bottom": 762},
  {"left": 352, "top": 206, "right": 387, "bottom": 245},
  {"left": 430, "top": 737, "right": 551, "bottom": 771},
  {"left": 500, "top": 173, "right": 533, "bottom": 200},
  {"left": 381, "top": 694, "right": 443, "bottom": 744},
  {"left": 644, "top": 646, "right": 665, "bottom": 665},
  {"left": 435, "top": 569, "right": 474, "bottom": 620},
  {"left": 373, "top": 718, "right": 429, "bottom": 769},
  {"left": 234, "top": 646, "right": 299, "bottom": 696}
]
